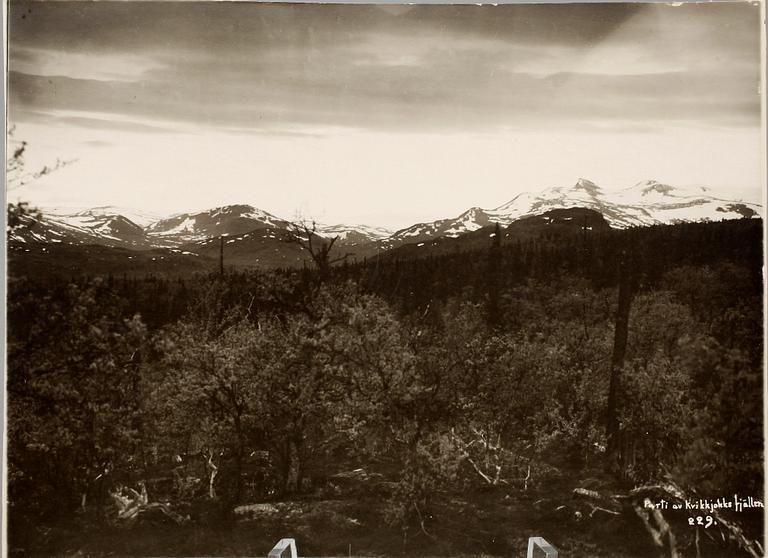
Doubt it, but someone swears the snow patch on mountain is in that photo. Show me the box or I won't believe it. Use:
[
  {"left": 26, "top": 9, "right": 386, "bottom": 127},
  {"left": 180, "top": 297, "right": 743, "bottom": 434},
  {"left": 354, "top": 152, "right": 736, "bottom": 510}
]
[
  {"left": 388, "top": 178, "right": 761, "bottom": 245},
  {"left": 489, "top": 178, "right": 761, "bottom": 229},
  {"left": 45, "top": 206, "right": 161, "bottom": 228},
  {"left": 12, "top": 179, "right": 761, "bottom": 253},
  {"left": 150, "top": 216, "right": 199, "bottom": 237},
  {"left": 145, "top": 204, "right": 290, "bottom": 245},
  {"left": 315, "top": 223, "right": 393, "bottom": 242}
]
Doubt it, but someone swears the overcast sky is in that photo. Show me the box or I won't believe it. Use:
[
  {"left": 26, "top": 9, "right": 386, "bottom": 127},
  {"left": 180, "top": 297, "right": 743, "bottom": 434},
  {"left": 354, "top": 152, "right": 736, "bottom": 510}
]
[{"left": 7, "top": 1, "right": 763, "bottom": 229}]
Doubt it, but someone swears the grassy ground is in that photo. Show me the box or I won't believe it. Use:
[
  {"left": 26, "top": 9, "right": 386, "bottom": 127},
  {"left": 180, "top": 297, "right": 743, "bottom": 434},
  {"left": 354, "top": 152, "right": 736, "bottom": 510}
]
[
  {"left": 8, "top": 466, "right": 761, "bottom": 557},
  {"left": 9, "top": 490, "right": 661, "bottom": 557}
]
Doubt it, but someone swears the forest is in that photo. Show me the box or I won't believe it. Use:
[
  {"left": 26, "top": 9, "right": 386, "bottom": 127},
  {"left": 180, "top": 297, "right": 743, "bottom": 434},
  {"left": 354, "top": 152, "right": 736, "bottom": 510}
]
[{"left": 5, "top": 217, "right": 764, "bottom": 557}]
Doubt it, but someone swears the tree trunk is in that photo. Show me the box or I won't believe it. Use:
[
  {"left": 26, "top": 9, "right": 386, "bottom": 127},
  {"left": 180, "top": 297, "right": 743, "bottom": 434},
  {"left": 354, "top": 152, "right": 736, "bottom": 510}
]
[
  {"left": 284, "top": 439, "right": 301, "bottom": 494},
  {"left": 234, "top": 412, "right": 244, "bottom": 504},
  {"left": 219, "top": 236, "right": 225, "bottom": 276},
  {"left": 204, "top": 450, "right": 218, "bottom": 499},
  {"left": 486, "top": 222, "right": 502, "bottom": 328},
  {"left": 605, "top": 251, "right": 635, "bottom": 473}
]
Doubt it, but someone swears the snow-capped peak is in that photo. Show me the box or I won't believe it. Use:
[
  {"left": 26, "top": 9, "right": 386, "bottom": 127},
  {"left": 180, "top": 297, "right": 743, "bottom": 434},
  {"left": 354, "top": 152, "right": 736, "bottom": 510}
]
[
  {"left": 404, "top": 177, "right": 762, "bottom": 240},
  {"left": 15, "top": 180, "right": 762, "bottom": 254},
  {"left": 572, "top": 177, "right": 601, "bottom": 194},
  {"left": 44, "top": 206, "right": 162, "bottom": 228},
  {"left": 632, "top": 180, "right": 676, "bottom": 196}
]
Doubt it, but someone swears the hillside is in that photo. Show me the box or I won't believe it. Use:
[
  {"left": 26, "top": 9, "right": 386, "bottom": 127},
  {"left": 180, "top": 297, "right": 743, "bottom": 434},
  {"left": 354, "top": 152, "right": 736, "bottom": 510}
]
[
  {"left": 9, "top": 179, "right": 760, "bottom": 269},
  {"left": 7, "top": 216, "right": 763, "bottom": 558}
]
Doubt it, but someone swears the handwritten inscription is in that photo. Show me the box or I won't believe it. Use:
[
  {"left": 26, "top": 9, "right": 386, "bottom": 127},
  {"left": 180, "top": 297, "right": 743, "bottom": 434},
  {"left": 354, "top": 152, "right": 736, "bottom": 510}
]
[{"left": 642, "top": 495, "right": 763, "bottom": 528}]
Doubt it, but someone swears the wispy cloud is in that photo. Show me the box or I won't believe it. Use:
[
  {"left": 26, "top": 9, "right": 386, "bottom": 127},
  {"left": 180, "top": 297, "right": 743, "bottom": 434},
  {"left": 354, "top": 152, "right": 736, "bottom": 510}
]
[
  {"left": 6, "top": 2, "right": 762, "bottom": 227},
  {"left": 8, "top": 2, "right": 760, "bottom": 136},
  {"left": 10, "top": 46, "right": 164, "bottom": 82}
]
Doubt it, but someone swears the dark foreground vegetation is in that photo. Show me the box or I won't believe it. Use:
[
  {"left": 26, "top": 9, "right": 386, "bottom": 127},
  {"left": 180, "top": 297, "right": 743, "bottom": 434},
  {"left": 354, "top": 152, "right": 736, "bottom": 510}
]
[{"left": 6, "top": 218, "right": 764, "bottom": 557}]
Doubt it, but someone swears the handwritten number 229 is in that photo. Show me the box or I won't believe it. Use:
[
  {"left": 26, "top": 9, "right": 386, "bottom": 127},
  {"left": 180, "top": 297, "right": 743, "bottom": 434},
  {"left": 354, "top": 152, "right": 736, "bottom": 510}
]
[{"left": 688, "top": 516, "right": 715, "bottom": 528}]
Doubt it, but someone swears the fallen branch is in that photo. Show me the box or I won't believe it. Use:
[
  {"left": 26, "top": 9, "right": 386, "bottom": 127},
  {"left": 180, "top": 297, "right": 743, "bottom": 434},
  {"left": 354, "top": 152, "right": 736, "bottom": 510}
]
[
  {"left": 704, "top": 507, "right": 762, "bottom": 558},
  {"left": 633, "top": 497, "right": 679, "bottom": 558},
  {"left": 587, "top": 504, "right": 622, "bottom": 518},
  {"left": 109, "top": 482, "right": 188, "bottom": 525},
  {"left": 573, "top": 481, "right": 762, "bottom": 558}
]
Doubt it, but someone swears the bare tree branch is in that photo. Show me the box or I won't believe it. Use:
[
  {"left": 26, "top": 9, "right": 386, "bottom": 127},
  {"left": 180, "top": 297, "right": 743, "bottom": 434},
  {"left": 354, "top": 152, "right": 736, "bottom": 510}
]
[{"left": 285, "top": 219, "right": 352, "bottom": 280}]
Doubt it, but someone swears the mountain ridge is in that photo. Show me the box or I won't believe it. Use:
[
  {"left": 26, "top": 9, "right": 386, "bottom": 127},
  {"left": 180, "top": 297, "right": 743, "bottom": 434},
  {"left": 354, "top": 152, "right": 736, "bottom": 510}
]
[
  {"left": 11, "top": 179, "right": 762, "bottom": 253},
  {"left": 387, "top": 178, "right": 761, "bottom": 243}
]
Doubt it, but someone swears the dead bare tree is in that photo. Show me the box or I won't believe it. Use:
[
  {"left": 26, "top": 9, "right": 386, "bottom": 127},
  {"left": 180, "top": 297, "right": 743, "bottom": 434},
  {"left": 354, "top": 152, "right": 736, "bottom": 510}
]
[
  {"left": 6, "top": 126, "right": 77, "bottom": 192},
  {"left": 605, "top": 247, "right": 637, "bottom": 474},
  {"left": 450, "top": 427, "right": 532, "bottom": 489},
  {"left": 6, "top": 127, "right": 77, "bottom": 237},
  {"left": 202, "top": 448, "right": 220, "bottom": 499},
  {"left": 451, "top": 427, "right": 506, "bottom": 485},
  {"left": 286, "top": 220, "right": 351, "bottom": 281}
]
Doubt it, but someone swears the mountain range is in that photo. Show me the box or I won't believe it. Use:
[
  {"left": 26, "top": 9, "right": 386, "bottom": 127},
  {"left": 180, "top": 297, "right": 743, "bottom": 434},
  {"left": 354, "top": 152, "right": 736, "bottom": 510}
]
[{"left": 9, "top": 178, "right": 762, "bottom": 272}]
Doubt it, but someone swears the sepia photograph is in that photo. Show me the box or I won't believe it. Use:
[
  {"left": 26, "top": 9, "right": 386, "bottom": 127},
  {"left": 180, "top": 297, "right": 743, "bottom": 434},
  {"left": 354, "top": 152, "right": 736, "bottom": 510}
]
[{"left": 4, "top": 1, "right": 765, "bottom": 556}]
